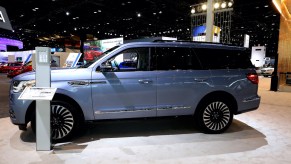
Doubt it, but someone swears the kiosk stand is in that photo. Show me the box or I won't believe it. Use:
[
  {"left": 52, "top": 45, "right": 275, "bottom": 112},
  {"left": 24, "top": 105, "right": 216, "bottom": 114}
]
[{"left": 35, "top": 47, "right": 52, "bottom": 151}]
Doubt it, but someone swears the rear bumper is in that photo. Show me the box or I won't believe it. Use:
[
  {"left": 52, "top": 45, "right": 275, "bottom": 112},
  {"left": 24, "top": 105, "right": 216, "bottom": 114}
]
[{"left": 236, "top": 95, "right": 261, "bottom": 114}]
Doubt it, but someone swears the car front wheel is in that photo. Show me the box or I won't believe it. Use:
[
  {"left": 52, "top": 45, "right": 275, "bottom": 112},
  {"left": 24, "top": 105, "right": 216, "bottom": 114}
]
[
  {"left": 31, "top": 100, "right": 80, "bottom": 142},
  {"left": 195, "top": 98, "right": 233, "bottom": 134}
]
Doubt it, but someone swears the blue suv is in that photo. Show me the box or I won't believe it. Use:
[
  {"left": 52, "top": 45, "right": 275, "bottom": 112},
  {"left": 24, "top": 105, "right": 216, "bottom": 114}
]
[{"left": 9, "top": 41, "right": 260, "bottom": 142}]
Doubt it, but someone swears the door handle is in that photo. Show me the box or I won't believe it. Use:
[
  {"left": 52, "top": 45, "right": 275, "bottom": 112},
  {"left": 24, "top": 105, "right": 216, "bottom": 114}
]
[
  {"left": 194, "top": 78, "right": 207, "bottom": 82},
  {"left": 138, "top": 79, "right": 153, "bottom": 84}
]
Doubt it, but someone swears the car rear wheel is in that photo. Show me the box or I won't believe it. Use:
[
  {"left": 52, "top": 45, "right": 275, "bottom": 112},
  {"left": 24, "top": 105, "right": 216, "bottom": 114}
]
[
  {"left": 31, "top": 100, "right": 80, "bottom": 142},
  {"left": 195, "top": 98, "right": 233, "bottom": 134}
]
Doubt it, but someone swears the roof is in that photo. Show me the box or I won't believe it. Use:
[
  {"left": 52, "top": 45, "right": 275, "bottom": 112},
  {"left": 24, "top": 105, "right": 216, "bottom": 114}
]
[{"left": 0, "top": 0, "right": 279, "bottom": 57}]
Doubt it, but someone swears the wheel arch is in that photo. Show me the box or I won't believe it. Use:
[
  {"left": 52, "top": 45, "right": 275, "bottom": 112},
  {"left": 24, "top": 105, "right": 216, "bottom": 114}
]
[
  {"left": 195, "top": 91, "right": 238, "bottom": 116},
  {"left": 25, "top": 93, "right": 85, "bottom": 124}
]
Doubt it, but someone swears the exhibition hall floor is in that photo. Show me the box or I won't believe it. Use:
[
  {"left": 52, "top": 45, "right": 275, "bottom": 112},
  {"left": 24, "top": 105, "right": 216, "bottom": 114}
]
[{"left": 1, "top": 76, "right": 291, "bottom": 164}]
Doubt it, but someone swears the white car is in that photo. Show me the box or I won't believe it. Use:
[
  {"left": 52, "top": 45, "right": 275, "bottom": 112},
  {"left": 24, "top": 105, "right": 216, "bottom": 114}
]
[{"left": 261, "top": 67, "right": 274, "bottom": 77}]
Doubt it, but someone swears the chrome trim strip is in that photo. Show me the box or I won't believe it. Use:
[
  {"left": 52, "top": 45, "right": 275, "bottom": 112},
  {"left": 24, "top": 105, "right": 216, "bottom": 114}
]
[
  {"left": 157, "top": 106, "right": 191, "bottom": 111},
  {"left": 243, "top": 96, "right": 261, "bottom": 102},
  {"left": 95, "top": 106, "right": 191, "bottom": 114},
  {"left": 90, "top": 81, "right": 107, "bottom": 84},
  {"left": 95, "top": 107, "right": 156, "bottom": 114}
]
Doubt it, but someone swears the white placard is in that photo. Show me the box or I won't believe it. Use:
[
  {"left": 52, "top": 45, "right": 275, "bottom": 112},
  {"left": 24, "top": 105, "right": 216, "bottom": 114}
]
[{"left": 18, "top": 87, "right": 57, "bottom": 100}]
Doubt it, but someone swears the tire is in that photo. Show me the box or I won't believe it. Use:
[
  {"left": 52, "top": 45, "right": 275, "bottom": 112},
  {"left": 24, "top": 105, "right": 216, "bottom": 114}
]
[
  {"left": 195, "top": 98, "right": 233, "bottom": 134},
  {"left": 31, "top": 100, "right": 80, "bottom": 142}
]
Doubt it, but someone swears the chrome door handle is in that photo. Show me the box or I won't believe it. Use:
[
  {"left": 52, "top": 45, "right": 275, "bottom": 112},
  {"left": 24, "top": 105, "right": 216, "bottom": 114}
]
[
  {"left": 194, "top": 78, "right": 207, "bottom": 82},
  {"left": 138, "top": 79, "right": 152, "bottom": 84}
]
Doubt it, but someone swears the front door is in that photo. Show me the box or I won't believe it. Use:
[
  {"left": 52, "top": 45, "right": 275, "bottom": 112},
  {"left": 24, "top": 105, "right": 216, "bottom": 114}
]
[{"left": 91, "top": 47, "right": 157, "bottom": 119}]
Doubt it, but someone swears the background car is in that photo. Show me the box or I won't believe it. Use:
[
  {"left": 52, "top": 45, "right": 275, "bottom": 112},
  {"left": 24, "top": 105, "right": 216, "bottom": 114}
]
[
  {"left": 0, "top": 62, "right": 23, "bottom": 73},
  {"left": 84, "top": 46, "right": 103, "bottom": 61},
  {"left": 261, "top": 66, "right": 274, "bottom": 77},
  {"left": 7, "top": 61, "right": 33, "bottom": 78}
]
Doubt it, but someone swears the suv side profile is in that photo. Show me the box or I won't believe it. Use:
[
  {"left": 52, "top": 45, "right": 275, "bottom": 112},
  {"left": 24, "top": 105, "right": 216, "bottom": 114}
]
[{"left": 9, "top": 41, "right": 260, "bottom": 142}]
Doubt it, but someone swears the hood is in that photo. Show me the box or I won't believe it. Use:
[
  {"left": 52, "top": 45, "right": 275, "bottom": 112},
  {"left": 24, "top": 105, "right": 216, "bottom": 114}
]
[{"left": 13, "top": 67, "right": 92, "bottom": 81}]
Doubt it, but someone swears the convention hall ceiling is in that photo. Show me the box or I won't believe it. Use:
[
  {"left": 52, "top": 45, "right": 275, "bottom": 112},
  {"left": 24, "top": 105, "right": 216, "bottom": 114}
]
[{"left": 0, "top": 0, "right": 280, "bottom": 56}]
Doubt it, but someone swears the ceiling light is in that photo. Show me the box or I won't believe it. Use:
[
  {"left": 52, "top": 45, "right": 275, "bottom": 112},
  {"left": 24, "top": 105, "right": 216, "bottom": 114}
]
[
  {"left": 202, "top": 4, "right": 207, "bottom": 11},
  {"left": 137, "top": 13, "right": 141, "bottom": 17},
  {"left": 214, "top": 3, "right": 220, "bottom": 9},
  {"left": 66, "top": 12, "right": 70, "bottom": 16},
  {"left": 228, "top": 2, "right": 233, "bottom": 7},
  {"left": 221, "top": 2, "right": 227, "bottom": 8},
  {"left": 191, "top": 8, "right": 195, "bottom": 14},
  {"left": 264, "top": 5, "right": 268, "bottom": 8}
]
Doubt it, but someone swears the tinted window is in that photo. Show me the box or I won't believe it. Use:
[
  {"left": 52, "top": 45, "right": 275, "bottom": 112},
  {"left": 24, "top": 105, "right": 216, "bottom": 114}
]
[
  {"left": 153, "top": 47, "right": 202, "bottom": 70},
  {"left": 193, "top": 48, "right": 253, "bottom": 69}
]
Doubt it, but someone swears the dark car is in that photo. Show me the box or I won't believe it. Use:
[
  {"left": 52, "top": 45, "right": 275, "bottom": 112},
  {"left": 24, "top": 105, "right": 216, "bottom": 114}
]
[{"left": 0, "top": 62, "right": 23, "bottom": 73}]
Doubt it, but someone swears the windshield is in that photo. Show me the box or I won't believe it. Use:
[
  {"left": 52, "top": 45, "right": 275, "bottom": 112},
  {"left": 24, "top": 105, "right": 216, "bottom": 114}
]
[{"left": 80, "top": 45, "right": 120, "bottom": 68}]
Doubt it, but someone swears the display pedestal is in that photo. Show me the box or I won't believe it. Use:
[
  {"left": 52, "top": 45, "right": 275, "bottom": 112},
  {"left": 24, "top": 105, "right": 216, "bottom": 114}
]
[{"left": 270, "top": 75, "right": 279, "bottom": 91}]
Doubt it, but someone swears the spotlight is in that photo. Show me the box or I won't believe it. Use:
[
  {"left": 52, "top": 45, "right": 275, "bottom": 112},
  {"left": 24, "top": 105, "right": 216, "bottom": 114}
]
[
  {"left": 214, "top": 2, "right": 220, "bottom": 9},
  {"left": 228, "top": 1, "right": 233, "bottom": 7},
  {"left": 221, "top": 2, "right": 226, "bottom": 8},
  {"left": 202, "top": 4, "right": 207, "bottom": 11},
  {"left": 191, "top": 8, "right": 196, "bottom": 14}
]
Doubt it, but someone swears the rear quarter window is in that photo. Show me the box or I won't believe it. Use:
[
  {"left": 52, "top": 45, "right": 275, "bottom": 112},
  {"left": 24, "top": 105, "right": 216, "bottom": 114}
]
[
  {"left": 193, "top": 48, "right": 253, "bottom": 69},
  {"left": 153, "top": 47, "right": 202, "bottom": 70}
]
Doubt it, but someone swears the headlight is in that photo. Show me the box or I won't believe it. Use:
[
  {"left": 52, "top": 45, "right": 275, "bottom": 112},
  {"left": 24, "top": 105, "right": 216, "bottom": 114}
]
[{"left": 13, "top": 80, "right": 35, "bottom": 93}]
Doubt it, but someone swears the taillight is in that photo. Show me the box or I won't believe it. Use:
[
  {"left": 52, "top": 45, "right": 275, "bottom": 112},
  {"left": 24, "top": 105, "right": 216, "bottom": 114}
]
[{"left": 247, "top": 73, "right": 259, "bottom": 84}]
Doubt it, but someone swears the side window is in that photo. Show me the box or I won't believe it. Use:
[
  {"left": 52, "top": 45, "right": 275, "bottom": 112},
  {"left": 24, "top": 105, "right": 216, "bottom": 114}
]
[
  {"left": 154, "top": 47, "right": 202, "bottom": 70},
  {"left": 193, "top": 48, "right": 253, "bottom": 69},
  {"left": 106, "top": 47, "right": 150, "bottom": 71}
]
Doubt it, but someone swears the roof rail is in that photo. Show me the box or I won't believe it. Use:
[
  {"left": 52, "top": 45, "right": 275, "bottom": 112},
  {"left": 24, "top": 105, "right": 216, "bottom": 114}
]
[{"left": 152, "top": 39, "right": 233, "bottom": 46}]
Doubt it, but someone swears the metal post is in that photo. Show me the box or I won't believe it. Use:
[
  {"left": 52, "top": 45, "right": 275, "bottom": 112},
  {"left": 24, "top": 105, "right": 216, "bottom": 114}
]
[
  {"left": 206, "top": 0, "right": 214, "bottom": 42},
  {"left": 35, "top": 47, "right": 51, "bottom": 151}
]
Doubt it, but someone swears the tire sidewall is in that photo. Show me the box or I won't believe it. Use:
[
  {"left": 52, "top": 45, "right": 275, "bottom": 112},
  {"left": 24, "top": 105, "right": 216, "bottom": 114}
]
[
  {"left": 31, "top": 100, "right": 80, "bottom": 143},
  {"left": 195, "top": 97, "right": 233, "bottom": 134}
]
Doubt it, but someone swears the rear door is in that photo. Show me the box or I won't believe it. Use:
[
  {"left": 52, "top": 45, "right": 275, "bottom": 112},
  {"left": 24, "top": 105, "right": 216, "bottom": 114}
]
[{"left": 153, "top": 46, "right": 213, "bottom": 117}]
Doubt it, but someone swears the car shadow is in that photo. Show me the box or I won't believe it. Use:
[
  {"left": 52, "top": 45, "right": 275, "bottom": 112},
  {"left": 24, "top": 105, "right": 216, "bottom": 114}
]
[
  {"left": 18, "top": 116, "right": 267, "bottom": 156},
  {"left": 20, "top": 116, "right": 266, "bottom": 143}
]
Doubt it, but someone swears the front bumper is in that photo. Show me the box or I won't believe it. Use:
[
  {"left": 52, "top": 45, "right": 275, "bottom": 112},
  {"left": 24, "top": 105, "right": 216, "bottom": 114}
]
[{"left": 9, "top": 91, "right": 32, "bottom": 125}]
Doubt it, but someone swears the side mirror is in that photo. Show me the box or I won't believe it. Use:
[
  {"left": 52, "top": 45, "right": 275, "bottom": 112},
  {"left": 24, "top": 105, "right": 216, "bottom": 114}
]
[{"left": 100, "top": 62, "right": 112, "bottom": 71}]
